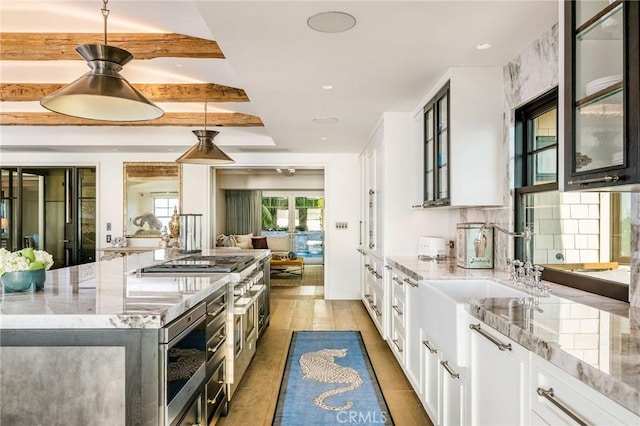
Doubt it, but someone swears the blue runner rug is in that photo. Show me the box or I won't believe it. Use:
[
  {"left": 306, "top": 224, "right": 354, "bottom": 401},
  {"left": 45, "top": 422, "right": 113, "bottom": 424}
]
[{"left": 273, "top": 331, "right": 393, "bottom": 425}]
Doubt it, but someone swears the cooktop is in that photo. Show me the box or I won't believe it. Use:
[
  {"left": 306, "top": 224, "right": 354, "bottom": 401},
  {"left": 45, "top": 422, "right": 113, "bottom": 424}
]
[{"left": 139, "top": 255, "right": 255, "bottom": 274}]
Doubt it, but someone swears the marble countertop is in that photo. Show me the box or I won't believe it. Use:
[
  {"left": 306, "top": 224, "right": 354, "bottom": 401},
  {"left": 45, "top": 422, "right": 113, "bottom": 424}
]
[
  {"left": 387, "top": 256, "right": 640, "bottom": 417},
  {"left": 0, "top": 248, "right": 270, "bottom": 330}
]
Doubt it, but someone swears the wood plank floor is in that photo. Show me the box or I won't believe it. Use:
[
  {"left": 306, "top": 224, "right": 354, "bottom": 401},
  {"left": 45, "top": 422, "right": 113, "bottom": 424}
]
[{"left": 217, "top": 285, "right": 433, "bottom": 426}]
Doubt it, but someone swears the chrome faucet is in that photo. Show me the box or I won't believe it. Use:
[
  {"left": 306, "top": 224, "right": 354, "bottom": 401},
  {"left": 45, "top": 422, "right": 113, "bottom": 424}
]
[
  {"left": 477, "top": 223, "right": 534, "bottom": 263},
  {"left": 478, "top": 223, "right": 550, "bottom": 294}
]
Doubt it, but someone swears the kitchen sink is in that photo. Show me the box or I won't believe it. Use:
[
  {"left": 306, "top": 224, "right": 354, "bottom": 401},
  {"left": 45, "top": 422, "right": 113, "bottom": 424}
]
[
  {"left": 427, "top": 279, "right": 528, "bottom": 303},
  {"left": 420, "top": 279, "right": 528, "bottom": 366}
]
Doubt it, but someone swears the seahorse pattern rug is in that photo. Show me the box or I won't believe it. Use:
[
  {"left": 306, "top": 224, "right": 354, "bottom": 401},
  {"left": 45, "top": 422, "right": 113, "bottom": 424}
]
[{"left": 273, "top": 331, "right": 393, "bottom": 425}]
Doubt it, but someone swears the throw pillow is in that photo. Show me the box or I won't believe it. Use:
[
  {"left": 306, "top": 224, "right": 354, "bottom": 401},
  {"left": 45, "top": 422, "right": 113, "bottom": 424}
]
[
  {"left": 251, "top": 236, "right": 268, "bottom": 249},
  {"left": 234, "top": 233, "right": 254, "bottom": 249}
]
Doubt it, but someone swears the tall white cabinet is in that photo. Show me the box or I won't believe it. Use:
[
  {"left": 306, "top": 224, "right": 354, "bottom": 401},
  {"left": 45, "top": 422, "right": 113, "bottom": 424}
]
[{"left": 359, "top": 112, "right": 426, "bottom": 340}]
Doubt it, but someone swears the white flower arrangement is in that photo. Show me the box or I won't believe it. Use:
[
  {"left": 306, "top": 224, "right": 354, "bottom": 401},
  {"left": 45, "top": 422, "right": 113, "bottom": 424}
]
[{"left": 0, "top": 247, "right": 54, "bottom": 276}]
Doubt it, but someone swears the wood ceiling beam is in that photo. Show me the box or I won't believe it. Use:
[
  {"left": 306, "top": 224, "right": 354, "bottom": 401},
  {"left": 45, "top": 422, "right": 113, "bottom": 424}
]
[
  {"left": 0, "top": 33, "right": 224, "bottom": 60},
  {"left": 0, "top": 112, "right": 263, "bottom": 127},
  {"left": 0, "top": 83, "right": 249, "bottom": 102}
]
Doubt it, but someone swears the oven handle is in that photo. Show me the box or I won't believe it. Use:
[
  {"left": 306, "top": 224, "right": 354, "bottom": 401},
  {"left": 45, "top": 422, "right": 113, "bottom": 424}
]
[{"left": 166, "top": 312, "right": 206, "bottom": 347}]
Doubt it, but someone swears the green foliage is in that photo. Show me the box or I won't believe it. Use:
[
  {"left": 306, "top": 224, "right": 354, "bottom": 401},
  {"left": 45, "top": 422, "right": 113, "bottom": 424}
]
[{"left": 262, "top": 204, "right": 274, "bottom": 229}]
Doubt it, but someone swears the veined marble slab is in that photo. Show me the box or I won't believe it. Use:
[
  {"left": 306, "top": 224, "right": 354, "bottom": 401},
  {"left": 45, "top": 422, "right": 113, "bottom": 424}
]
[
  {"left": 387, "top": 256, "right": 640, "bottom": 417},
  {"left": 0, "top": 248, "right": 269, "bottom": 329}
]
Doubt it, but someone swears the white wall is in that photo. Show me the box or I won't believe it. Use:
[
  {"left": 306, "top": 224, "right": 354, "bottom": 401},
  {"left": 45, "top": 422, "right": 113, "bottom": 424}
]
[{"left": 0, "top": 150, "right": 361, "bottom": 300}]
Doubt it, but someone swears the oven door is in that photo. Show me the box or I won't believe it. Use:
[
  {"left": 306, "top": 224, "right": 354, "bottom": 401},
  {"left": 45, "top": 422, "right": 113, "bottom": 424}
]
[{"left": 161, "top": 303, "right": 207, "bottom": 424}]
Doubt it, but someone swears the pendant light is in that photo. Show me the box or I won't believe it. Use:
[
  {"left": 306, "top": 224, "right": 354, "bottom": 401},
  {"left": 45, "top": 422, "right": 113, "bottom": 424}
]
[
  {"left": 176, "top": 103, "right": 234, "bottom": 164},
  {"left": 40, "top": 0, "right": 164, "bottom": 122}
]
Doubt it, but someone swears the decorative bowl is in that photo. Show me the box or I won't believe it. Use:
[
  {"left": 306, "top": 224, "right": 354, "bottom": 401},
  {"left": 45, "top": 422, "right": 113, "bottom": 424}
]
[{"left": 1, "top": 269, "right": 46, "bottom": 293}]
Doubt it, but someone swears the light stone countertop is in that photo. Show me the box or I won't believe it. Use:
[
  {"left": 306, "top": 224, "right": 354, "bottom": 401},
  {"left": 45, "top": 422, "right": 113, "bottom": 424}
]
[
  {"left": 0, "top": 248, "right": 270, "bottom": 330},
  {"left": 387, "top": 256, "right": 640, "bottom": 417}
]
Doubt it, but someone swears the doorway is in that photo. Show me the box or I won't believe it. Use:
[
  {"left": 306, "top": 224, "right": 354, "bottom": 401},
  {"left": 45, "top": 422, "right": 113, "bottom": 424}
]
[
  {"left": 1, "top": 167, "right": 96, "bottom": 268},
  {"left": 261, "top": 191, "right": 324, "bottom": 265}
]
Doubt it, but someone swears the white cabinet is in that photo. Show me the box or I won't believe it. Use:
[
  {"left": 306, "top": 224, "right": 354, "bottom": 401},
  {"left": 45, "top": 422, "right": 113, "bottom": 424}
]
[
  {"left": 362, "top": 254, "right": 385, "bottom": 336},
  {"left": 416, "top": 67, "right": 503, "bottom": 208},
  {"left": 419, "top": 330, "right": 468, "bottom": 426},
  {"left": 467, "top": 319, "right": 530, "bottom": 426},
  {"left": 530, "top": 354, "right": 638, "bottom": 425}
]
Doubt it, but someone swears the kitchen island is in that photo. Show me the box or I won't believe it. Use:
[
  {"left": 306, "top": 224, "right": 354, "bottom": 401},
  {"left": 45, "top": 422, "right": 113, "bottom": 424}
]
[
  {"left": 387, "top": 256, "right": 639, "bottom": 421},
  {"left": 0, "top": 248, "right": 270, "bottom": 426}
]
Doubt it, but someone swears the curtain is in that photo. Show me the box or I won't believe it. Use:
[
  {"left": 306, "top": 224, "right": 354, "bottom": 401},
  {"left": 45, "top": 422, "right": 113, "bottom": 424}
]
[{"left": 225, "top": 190, "right": 262, "bottom": 235}]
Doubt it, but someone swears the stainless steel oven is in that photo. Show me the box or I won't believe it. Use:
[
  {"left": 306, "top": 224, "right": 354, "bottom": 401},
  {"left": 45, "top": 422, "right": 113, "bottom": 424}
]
[{"left": 160, "top": 302, "right": 207, "bottom": 425}]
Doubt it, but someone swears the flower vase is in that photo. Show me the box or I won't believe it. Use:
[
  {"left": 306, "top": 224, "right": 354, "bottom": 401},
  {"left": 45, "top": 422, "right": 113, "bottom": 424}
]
[{"left": 1, "top": 269, "right": 46, "bottom": 293}]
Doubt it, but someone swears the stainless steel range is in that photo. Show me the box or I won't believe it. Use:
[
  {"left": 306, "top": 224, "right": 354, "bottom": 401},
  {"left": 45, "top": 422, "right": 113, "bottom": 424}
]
[
  {"left": 140, "top": 254, "right": 269, "bottom": 424},
  {"left": 139, "top": 255, "right": 255, "bottom": 274}
]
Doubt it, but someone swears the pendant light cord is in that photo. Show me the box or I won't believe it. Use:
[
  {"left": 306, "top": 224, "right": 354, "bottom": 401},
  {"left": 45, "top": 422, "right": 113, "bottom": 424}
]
[
  {"left": 101, "top": 0, "right": 110, "bottom": 45},
  {"left": 204, "top": 102, "right": 208, "bottom": 131}
]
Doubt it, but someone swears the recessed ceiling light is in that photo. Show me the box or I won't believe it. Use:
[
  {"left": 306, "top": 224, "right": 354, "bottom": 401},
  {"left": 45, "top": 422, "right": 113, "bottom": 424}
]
[
  {"left": 320, "top": 137, "right": 328, "bottom": 140},
  {"left": 476, "top": 43, "right": 492, "bottom": 50},
  {"left": 307, "top": 11, "right": 356, "bottom": 33},
  {"left": 313, "top": 117, "right": 338, "bottom": 125},
  {"left": 322, "top": 85, "right": 334, "bottom": 90}
]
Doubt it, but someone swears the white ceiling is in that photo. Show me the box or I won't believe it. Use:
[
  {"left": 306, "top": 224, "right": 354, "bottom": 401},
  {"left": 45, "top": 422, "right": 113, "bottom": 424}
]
[{"left": 0, "top": 0, "right": 559, "bottom": 154}]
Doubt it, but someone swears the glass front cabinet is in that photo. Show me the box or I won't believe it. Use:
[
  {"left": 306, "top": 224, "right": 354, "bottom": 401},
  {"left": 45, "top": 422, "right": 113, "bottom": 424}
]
[
  {"left": 564, "top": 0, "right": 640, "bottom": 190},
  {"left": 423, "top": 84, "right": 450, "bottom": 207}
]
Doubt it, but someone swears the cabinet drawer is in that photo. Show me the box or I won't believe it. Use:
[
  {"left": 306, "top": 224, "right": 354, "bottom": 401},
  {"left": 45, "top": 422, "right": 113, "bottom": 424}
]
[
  {"left": 206, "top": 319, "right": 227, "bottom": 364},
  {"left": 390, "top": 325, "right": 405, "bottom": 363},
  {"left": 390, "top": 271, "right": 406, "bottom": 300},
  {"left": 531, "top": 355, "right": 638, "bottom": 425},
  {"left": 206, "top": 356, "right": 228, "bottom": 425},
  {"left": 206, "top": 286, "right": 228, "bottom": 323},
  {"left": 391, "top": 293, "right": 406, "bottom": 329},
  {"left": 175, "top": 392, "right": 202, "bottom": 426}
]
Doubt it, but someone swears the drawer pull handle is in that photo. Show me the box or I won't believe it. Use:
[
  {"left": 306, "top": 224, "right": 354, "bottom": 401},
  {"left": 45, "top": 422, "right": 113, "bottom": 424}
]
[
  {"left": 392, "top": 305, "right": 403, "bottom": 316},
  {"left": 422, "top": 340, "right": 437, "bottom": 354},
  {"left": 208, "top": 335, "right": 226, "bottom": 353},
  {"left": 440, "top": 360, "right": 460, "bottom": 379},
  {"left": 568, "top": 175, "right": 619, "bottom": 186},
  {"left": 536, "top": 387, "right": 588, "bottom": 426},
  {"left": 469, "top": 323, "right": 512, "bottom": 351},
  {"left": 208, "top": 386, "right": 225, "bottom": 405},
  {"left": 384, "top": 265, "right": 392, "bottom": 270},
  {"left": 208, "top": 305, "right": 226, "bottom": 318},
  {"left": 373, "top": 307, "right": 382, "bottom": 317},
  {"left": 392, "top": 277, "right": 403, "bottom": 286},
  {"left": 392, "top": 339, "right": 403, "bottom": 353},
  {"left": 403, "top": 277, "right": 418, "bottom": 287}
]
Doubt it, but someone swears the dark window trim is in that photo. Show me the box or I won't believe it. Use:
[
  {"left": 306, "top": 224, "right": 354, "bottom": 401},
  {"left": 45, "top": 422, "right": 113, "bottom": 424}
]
[{"left": 514, "top": 87, "right": 629, "bottom": 302}]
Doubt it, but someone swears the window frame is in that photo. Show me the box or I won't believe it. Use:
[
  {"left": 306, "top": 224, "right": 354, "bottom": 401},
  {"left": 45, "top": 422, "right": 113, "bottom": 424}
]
[{"left": 514, "top": 87, "right": 629, "bottom": 302}]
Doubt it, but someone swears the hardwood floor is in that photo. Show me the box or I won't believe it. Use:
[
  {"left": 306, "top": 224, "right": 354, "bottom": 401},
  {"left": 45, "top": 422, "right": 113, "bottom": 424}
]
[{"left": 217, "top": 285, "right": 433, "bottom": 426}]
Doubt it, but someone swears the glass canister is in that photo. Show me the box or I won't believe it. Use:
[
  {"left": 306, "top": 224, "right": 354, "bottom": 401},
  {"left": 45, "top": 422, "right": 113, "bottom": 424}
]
[{"left": 179, "top": 214, "right": 202, "bottom": 253}]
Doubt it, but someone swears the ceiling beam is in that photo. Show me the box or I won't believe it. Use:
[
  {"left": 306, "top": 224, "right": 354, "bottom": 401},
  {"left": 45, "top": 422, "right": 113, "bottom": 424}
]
[
  {"left": 0, "top": 83, "right": 249, "bottom": 102},
  {"left": 0, "top": 33, "right": 224, "bottom": 60},
  {"left": 0, "top": 112, "right": 264, "bottom": 127}
]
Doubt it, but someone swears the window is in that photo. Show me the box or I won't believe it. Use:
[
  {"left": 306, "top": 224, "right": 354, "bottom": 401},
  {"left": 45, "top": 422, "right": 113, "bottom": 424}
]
[
  {"left": 515, "top": 88, "right": 630, "bottom": 302},
  {"left": 153, "top": 197, "right": 178, "bottom": 232}
]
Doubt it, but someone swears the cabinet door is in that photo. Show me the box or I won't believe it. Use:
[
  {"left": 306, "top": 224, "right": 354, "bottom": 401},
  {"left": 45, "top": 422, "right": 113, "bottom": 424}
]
[
  {"left": 405, "top": 276, "right": 421, "bottom": 390},
  {"left": 366, "top": 147, "right": 377, "bottom": 251},
  {"left": 564, "top": 0, "right": 640, "bottom": 189},
  {"left": 421, "top": 334, "right": 441, "bottom": 425},
  {"left": 531, "top": 354, "right": 639, "bottom": 425},
  {"left": 468, "top": 321, "right": 529, "bottom": 425},
  {"left": 423, "top": 84, "right": 450, "bottom": 206},
  {"left": 440, "top": 354, "right": 466, "bottom": 426}
]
